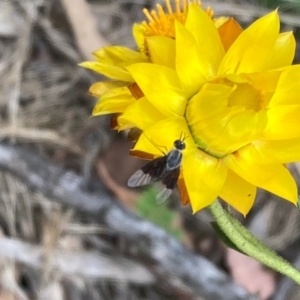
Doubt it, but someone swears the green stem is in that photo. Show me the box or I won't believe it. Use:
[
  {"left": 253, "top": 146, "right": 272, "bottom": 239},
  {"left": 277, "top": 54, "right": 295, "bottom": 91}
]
[
  {"left": 209, "top": 200, "right": 300, "bottom": 285},
  {"left": 226, "top": 211, "right": 278, "bottom": 256}
]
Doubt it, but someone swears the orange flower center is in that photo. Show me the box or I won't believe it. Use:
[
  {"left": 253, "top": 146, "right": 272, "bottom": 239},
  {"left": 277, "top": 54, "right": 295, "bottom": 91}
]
[{"left": 142, "top": 0, "right": 214, "bottom": 38}]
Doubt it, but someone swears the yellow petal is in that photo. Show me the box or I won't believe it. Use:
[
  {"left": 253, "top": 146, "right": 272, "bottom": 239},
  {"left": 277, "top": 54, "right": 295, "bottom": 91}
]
[
  {"left": 218, "top": 10, "right": 279, "bottom": 74},
  {"left": 263, "top": 105, "right": 300, "bottom": 140},
  {"left": 243, "top": 70, "right": 282, "bottom": 105},
  {"left": 133, "top": 117, "right": 196, "bottom": 157},
  {"left": 239, "top": 137, "right": 300, "bottom": 164},
  {"left": 219, "top": 169, "right": 256, "bottom": 216},
  {"left": 93, "top": 46, "right": 145, "bottom": 64},
  {"left": 261, "top": 32, "right": 295, "bottom": 70},
  {"left": 146, "top": 36, "right": 175, "bottom": 68},
  {"left": 217, "top": 18, "right": 243, "bottom": 52},
  {"left": 224, "top": 152, "right": 298, "bottom": 204},
  {"left": 186, "top": 83, "right": 232, "bottom": 124},
  {"left": 190, "top": 106, "right": 267, "bottom": 156},
  {"left": 80, "top": 61, "right": 133, "bottom": 82},
  {"left": 188, "top": 107, "right": 242, "bottom": 157},
  {"left": 175, "top": 21, "right": 209, "bottom": 96},
  {"left": 185, "top": 4, "right": 224, "bottom": 74},
  {"left": 92, "top": 86, "right": 135, "bottom": 116},
  {"left": 205, "top": 110, "right": 267, "bottom": 154},
  {"left": 182, "top": 149, "right": 227, "bottom": 213},
  {"left": 133, "top": 23, "right": 146, "bottom": 52},
  {"left": 127, "top": 63, "right": 187, "bottom": 116},
  {"left": 118, "top": 97, "right": 166, "bottom": 130},
  {"left": 89, "top": 81, "right": 126, "bottom": 97},
  {"left": 268, "top": 65, "right": 300, "bottom": 106},
  {"left": 214, "top": 17, "right": 230, "bottom": 29}
]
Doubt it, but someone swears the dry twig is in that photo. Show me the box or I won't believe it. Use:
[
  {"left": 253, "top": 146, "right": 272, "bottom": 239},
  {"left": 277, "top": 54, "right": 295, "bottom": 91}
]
[
  {"left": 61, "top": 0, "right": 109, "bottom": 60},
  {"left": 8, "top": 0, "right": 39, "bottom": 137}
]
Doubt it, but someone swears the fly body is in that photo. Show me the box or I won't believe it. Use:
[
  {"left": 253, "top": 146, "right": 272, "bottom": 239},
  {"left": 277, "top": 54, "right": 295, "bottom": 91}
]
[
  {"left": 128, "top": 138, "right": 186, "bottom": 204},
  {"left": 166, "top": 149, "right": 183, "bottom": 170}
]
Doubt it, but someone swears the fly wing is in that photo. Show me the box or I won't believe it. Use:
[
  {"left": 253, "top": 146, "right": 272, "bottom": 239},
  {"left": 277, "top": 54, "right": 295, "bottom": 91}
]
[
  {"left": 127, "top": 169, "right": 152, "bottom": 187},
  {"left": 156, "top": 167, "right": 180, "bottom": 204},
  {"left": 128, "top": 156, "right": 167, "bottom": 187}
]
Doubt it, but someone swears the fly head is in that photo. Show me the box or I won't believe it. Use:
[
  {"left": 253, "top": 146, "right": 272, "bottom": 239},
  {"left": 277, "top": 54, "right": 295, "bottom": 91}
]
[{"left": 174, "top": 139, "right": 186, "bottom": 150}]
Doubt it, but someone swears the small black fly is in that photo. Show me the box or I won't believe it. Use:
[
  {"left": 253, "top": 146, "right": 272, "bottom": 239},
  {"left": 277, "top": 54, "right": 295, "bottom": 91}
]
[{"left": 128, "top": 138, "right": 186, "bottom": 204}]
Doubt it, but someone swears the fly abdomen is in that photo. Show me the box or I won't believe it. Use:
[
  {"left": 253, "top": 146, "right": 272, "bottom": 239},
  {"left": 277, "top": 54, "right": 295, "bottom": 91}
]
[{"left": 166, "top": 150, "right": 182, "bottom": 170}]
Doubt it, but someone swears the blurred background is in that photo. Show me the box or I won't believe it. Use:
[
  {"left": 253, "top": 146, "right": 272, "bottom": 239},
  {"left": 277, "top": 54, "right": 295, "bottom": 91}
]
[{"left": 1, "top": 0, "right": 300, "bottom": 299}]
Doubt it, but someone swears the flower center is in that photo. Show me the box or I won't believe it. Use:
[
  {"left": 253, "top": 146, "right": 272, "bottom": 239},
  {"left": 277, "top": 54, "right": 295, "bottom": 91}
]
[
  {"left": 228, "top": 83, "right": 263, "bottom": 111},
  {"left": 142, "top": 0, "right": 214, "bottom": 38},
  {"left": 186, "top": 79, "right": 268, "bottom": 158}
]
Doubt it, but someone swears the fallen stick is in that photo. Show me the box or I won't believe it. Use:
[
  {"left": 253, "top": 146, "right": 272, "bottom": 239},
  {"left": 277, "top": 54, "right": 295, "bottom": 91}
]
[
  {"left": 0, "top": 236, "right": 154, "bottom": 284},
  {"left": 0, "top": 143, "right": 258, "bottom": 300}
]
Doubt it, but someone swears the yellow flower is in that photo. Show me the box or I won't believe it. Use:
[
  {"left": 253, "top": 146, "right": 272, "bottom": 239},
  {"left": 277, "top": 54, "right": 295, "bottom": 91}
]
[
  {"left": 81, "top": 1, "right": 300, "bottom": 215},
  {"left": 80, "top": 0, "right": 237, "bottom": 131},
  {"left": 122, "top": 5, "right": 300, "bottom": 215}
]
